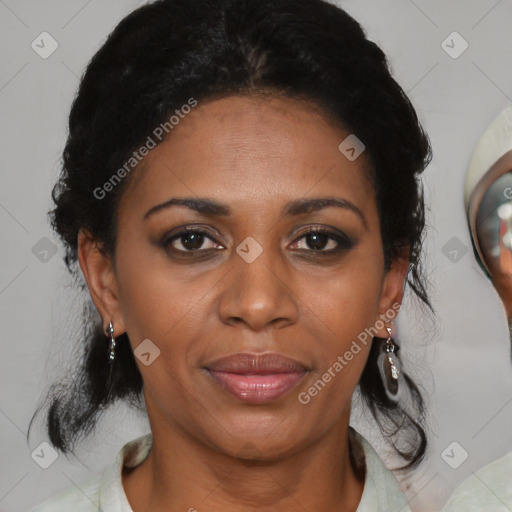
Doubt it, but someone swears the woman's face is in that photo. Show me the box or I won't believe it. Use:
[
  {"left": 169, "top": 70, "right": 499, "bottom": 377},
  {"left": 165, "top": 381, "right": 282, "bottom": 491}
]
[{"left": 80, "top": 94, "right": 407, "bottom": 458}]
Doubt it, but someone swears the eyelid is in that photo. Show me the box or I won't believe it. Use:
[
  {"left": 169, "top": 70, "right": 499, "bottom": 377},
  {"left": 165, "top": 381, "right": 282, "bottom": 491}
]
[
  {"left": 163, "top": 224, "right": 225, "bottom": 243},
  {"left": 292, "top": 225, "right": 350, "bottom": 239},
  {"left": 159, "top": 225, "right": 226, "bottom": 252},
  {"left": 290, "top": 226, "right": 354, "bottom": 251}
]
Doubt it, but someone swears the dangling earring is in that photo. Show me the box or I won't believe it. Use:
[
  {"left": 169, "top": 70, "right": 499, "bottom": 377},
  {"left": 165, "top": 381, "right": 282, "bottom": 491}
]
[
  {"left": 106, "top": 320, "right": 116, "bottom": 392},
  {"left": 377, "top": 325, "right": 402, "bottom": 403},
  {"left": 107, "top": 321, "right": 116, "bottom": 363}
]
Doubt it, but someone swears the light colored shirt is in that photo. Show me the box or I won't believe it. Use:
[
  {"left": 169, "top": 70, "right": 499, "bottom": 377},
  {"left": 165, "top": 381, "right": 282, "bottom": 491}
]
[
  {"left": 31, "top": 429, "right": 412, "bottom": 512},
  {"left": 442, "top": 451, "right": 512, "bottom": 511}
]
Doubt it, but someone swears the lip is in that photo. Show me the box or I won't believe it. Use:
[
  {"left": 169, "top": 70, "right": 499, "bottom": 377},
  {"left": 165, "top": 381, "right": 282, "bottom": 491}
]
[{"left": 203, "top": 352, "right": 310, "bottom": 403}]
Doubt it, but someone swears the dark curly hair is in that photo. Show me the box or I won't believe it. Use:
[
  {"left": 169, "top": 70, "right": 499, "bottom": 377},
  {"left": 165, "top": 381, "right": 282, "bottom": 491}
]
[{"left": 28, "top": 0, "right": 433, "bottom": 470}]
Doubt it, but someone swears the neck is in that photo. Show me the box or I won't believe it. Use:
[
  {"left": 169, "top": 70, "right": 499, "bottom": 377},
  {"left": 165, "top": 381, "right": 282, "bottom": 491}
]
[{"left": 123, "top": 414, "right": 365, "bottom": 512}]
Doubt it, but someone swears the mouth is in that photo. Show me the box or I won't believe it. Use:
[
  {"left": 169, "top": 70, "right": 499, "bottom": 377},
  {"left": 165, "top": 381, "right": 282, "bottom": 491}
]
[{"left": 203, "top": 352, "right": 310, "bottom": 404}]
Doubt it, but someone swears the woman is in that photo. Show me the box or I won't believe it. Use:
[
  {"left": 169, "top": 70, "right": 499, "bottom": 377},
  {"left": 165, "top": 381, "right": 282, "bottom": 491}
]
[{"left": 30, "top": 0, "right": 433, "bottom": 510}]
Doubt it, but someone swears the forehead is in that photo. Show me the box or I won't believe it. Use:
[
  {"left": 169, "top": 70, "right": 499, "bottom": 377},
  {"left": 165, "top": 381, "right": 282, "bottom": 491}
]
[{"left": 119, "top": 94, "right": 375, "bottom": 217}]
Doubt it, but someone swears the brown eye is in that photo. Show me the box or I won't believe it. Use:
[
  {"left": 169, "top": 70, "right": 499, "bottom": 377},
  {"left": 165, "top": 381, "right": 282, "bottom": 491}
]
[
  {"left": 295, "top": 231, "right": 336, "bottom": 251},
  {"left": 289, "top": 227, "right": 354, "bottom": 253},
  {"left": 164, "top": 229, "right": 223, "bottom": 252}
]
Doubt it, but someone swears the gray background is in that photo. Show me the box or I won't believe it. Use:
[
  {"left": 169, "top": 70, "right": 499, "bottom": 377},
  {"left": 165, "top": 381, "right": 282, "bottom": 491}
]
[{"left": 1, "top": 1, "right": 511, "bottom": 511}]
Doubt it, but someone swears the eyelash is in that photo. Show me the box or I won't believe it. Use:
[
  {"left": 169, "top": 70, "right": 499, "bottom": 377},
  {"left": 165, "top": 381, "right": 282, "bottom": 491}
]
[{"left": 160, "top": 226, "right": 354, "bottom": 256}]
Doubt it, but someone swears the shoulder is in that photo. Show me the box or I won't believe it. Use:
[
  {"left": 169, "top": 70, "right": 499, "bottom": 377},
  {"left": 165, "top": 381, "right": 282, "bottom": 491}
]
[
  {"left": 350, "top": 428, "right": 412, "bottom": 512},
  {"left": 30, "top": 473, "right": 103, "bottom": 512},
  {"left": 442, "top": 451, "right": 512, "bottom": 511},
  {"left": 30, "top": 433, "right": 153, "bottom": 512}
]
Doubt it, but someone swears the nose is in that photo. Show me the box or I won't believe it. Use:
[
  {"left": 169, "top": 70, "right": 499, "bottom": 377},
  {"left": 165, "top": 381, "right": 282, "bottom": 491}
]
[{"left": 217, "top": 241, "right": 299, "bottom": 332}]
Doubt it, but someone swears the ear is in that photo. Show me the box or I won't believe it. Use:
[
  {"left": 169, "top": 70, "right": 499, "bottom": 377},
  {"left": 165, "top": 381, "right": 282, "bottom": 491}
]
[
  {"left": 375, "top": 246, "right": 410, "bottom": 337},
  {"left": 77, "top": 229, "right": 126, "bottom": 335}
]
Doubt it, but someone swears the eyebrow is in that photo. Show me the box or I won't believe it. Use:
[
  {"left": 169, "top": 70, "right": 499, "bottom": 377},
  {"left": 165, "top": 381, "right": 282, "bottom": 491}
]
[{"left": 144, "top": 196, "right": 367, "bottom": 229}]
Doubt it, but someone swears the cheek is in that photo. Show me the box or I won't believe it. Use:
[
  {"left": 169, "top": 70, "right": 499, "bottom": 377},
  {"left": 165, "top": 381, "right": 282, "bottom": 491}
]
[
  {"left": 299, "top": 257, "right": 383, "bottom": 386},
  {"left": 113, "top": 251, "right": 237, "bottom": 425},
  {"left": 114, "top": 231, "right": 204, "bottom": 336},
  {"left": 310, "top": 258, "right": 383, "bottom": 339},
  {"left": 324, "top": 283, "right": 381, "bottom": 341},
  {"left": 114, "top": 245, "right": 216, "bottom": 381}
]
